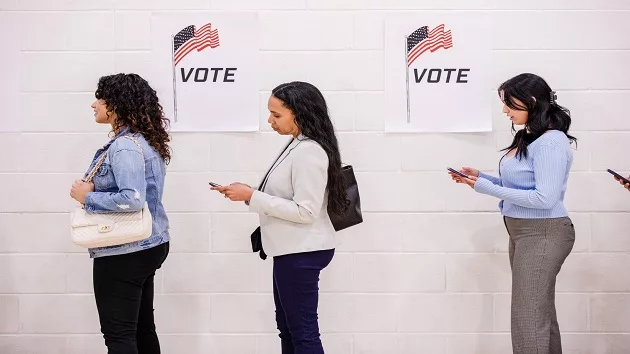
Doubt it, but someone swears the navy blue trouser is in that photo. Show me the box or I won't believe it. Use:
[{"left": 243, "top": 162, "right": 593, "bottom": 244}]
[{"left": 273, "top": 249, "right": 335, "bottom": 354}]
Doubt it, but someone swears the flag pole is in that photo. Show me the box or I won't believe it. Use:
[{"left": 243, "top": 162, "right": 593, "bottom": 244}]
[
  {"left": 171, "top": 35, "right": 178, "bottom": 123},
  {"left": 404, "top": 35, "right": 411, "bottom": 124}
]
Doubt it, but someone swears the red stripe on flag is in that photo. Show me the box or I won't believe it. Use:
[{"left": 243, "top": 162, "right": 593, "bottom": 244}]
[
  {"left": 174, "top": 39, "right": 198, "bottom": 64},
  {"left": 195, "top": 29, "right": 220, "bottom": 51},
  {"left": 174, "top": 24, "right": 221, "bottom": 66},
  {"left": 197, "top": 23, "right": 212, "bottom": 32},
  {"left": 408, "top": 35, "right": 449, "bottom": 64},
  {"left": 407, "top": 26, "right": 452, "bottom": 66},
  {"left": 407, "top": 31, "right": 449, "bottom": 60}
]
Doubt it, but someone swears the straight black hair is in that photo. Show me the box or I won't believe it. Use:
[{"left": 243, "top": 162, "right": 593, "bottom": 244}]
[{"left": 271, "top": 81, "right": 348, "bottom": 215}]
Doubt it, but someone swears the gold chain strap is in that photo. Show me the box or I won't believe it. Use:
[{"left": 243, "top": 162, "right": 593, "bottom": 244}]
[
  {"left": 80, "top": 135, "right": 144, "bottom": 209},
  {"left": 83, "top": 135, "right": 144, "bottom": 183},
  {"left": 83, "top": 152, "right": 107, "bottom": 183},
  {"left": 121, "top": 135, "right": 144, "bottom": 156}
]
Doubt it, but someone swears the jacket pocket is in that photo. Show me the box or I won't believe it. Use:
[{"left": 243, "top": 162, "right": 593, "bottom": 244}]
[
  {"left": 93, "top": 163, "right": 117, "bottom": 191},
  {"left": 96, "top": 163, "right": 110, "bottom": 176}
]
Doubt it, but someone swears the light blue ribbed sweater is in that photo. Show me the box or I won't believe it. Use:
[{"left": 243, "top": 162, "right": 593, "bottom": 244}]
[{"left": 474, "top": 130, "right": 573, "bottom": 219}]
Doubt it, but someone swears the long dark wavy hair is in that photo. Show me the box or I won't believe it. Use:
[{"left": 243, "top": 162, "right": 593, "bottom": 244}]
[
  {"left": 95, "top": 73, "right": 172, "bottom": 163},
  {"left": 500, "top": 73, "right": 576, "bottom": 159},
  {"left": 271, "top": 81, "right": 348, "bottom": 215}
]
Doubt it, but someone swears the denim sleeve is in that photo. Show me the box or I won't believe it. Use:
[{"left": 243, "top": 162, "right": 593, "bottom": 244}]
[
  {"left": 84, "top": 143, "right": 147, "bottom": 213},
  {"left": 474, "top": 142, "right": 568, "bottom": 209}
]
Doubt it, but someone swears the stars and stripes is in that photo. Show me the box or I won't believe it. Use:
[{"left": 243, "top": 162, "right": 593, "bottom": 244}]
[
  {"left": 173, "top": 23, "right": 220, "bottom": 66},
  {"left": 406, "top": 24, "right": 453, "bottom": 66}
]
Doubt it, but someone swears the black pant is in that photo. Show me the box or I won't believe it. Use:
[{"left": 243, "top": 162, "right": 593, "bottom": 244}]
[
  {"left": 93, "top": 243, "right": 169, "bottom": 354},
  {"left": 273, "top": 249, "right": 335, "bottom": 354}
]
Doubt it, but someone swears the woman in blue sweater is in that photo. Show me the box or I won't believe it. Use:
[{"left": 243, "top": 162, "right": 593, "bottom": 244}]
[{"left": 449, "top": 73, "right": 576, "bottom": 354}]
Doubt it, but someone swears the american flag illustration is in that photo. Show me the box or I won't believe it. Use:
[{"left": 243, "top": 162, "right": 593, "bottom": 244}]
[
  {"left": 406, "top": 24, "right": 453, "bottom": 66},
  {"left": 173, "top": 23, "right": 220, "bottom": 66}
]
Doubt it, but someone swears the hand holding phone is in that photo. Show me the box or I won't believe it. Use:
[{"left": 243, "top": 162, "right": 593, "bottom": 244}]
[
  {"left": 447, "top": 167, "right": 470, "bottom": 179},
  {"left": 607, "top": 169, "right": 630, "bottom": 185}
]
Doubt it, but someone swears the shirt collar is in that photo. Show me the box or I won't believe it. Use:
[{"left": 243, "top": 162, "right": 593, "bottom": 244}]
[
  {"left": 112, "top": 126, "right": 131, "bottom": 139},
  {"left": 100, "top": 126, "right": 131, "bottom": 151}
]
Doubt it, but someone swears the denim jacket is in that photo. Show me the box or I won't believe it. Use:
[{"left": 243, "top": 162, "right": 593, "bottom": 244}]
[{"left": 83, "top": 127, "right": 170, "bottom": 258}]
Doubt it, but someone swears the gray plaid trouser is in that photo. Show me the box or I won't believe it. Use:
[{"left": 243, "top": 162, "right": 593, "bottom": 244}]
[{"left": 504, "top": 216, "right": 575, "bottom": 354}]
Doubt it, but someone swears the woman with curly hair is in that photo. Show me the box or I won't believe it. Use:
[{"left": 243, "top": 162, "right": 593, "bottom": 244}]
[
  {"left": 69, "top": 73, "right": 171, "bottom": 354},
  {"left": 212, "top": 81, "right": 346, "bottom": 354}
]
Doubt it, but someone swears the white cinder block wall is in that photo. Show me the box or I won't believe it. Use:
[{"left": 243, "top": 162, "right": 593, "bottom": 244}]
[{"left": 1, "top": 0, "right": 630, "bottom": 353}]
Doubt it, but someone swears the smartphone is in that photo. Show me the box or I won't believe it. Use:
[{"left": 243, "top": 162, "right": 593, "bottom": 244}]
[
  {"left": 208, "top": 182, "right": 222, "bottom": 188},
  {"left": 607, "top": 169, "right": 630, "bottom": 184},
  {"left": 447, "top": 167, "right": 470, "bottom": 179}
]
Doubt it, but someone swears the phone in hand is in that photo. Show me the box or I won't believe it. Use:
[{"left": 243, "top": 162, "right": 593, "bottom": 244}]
[
  {"left": 607, "top": 169, "right": 630, "bottom": 184},
  {"left": 208, "top": 182, "right": 222, "bottom": 188},
  {"left": 447, "top": 167, "right": 470, "bottom": 179}
]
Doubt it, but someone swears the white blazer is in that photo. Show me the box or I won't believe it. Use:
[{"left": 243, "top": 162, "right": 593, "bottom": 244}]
[{"left": 249, "top": 136, "right": 337, "bottom": 257}]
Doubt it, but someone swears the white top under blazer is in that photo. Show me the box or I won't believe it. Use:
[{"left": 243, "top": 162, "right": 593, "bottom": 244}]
[{"left": 248, "top": 135, "right": 337, "bottom": 257}]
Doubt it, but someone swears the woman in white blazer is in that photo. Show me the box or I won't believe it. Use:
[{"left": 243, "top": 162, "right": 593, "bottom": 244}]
[{"left": 213, "top": 81, "right": 347, "bottom": 354}]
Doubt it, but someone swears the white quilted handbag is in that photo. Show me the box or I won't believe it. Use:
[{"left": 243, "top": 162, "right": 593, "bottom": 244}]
[{"left": 71, "top": 136, "right": 153, "bottom": 248}]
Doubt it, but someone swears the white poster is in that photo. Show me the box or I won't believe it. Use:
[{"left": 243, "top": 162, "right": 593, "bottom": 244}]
[
  {"left": 0, "top": 13, "right": 21, "bottom": 132},
  {"left": 152, "top": 12, "right": 259, "bottom": 131},
  {"left": 385, "top": 13, "right": 492, "bottom": 132}
]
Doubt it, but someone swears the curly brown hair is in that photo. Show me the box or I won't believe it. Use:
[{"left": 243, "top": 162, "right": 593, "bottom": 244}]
[{"left": 95, "top": 73, "right": 172, "bottom": 163}]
